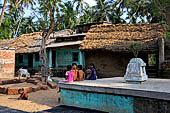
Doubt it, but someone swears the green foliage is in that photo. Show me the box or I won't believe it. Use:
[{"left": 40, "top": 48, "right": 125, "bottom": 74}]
[
  {"left": 1, "top": 0, "right": 169, "bottom": 39},
  {"left": 115, "top": 0, "right": 164, "bottom": 23},
  {"left": 152, "top": 0, "right": 170, "bottom": 25},
  {"left": 166, "top": 27, "right": 170, "bottom": 38},
  {"left": 57, "top": 1, "right": 78, "bottom": 30},
  {"left": 129, "top": 43, "right": 143, "bottom": 58}
]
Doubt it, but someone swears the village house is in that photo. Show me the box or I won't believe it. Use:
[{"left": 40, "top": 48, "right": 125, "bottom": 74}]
[
  {"left": 0, "top": 30, "right": 77, "bottom": 75},
  {"left": 80, "top": 23, "right": 168, "bottom": 78},
  {"left": 0, "top": 22, "right": 170, "bottom": 78},
  {"left": 0, "top": 23, "right": 104, "bottom": 76}
]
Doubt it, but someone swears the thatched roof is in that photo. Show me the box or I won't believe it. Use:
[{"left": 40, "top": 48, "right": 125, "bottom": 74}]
[
  {"left": 80, "top": 23, "right": 166, "bottom": 52},
  {"left": 0, "top": 29, "right": 73, "bottom": 53}
]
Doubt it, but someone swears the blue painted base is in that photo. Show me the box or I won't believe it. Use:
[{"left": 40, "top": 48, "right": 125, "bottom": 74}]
[
  {"left": 60, "top": 89, "right": 134, "bottom": 113},
  {"left": 60, "top": 89, "right": 170, "bottom": 113}
]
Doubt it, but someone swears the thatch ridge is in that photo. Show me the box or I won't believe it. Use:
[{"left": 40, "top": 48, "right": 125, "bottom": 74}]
[
  {"left": 80, "top": 23, "right": 166, "bottom": 52},
  {"left": 0, "top": 29, "right": 73, "bottom": 53}
]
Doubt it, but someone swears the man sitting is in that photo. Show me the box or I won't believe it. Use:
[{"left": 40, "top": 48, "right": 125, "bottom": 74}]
[{"left": 18, "top": 88, "right": 28, "bottom": 100}]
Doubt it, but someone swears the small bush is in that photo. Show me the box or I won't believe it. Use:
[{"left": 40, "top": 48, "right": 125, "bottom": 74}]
[{"left": 129, "top": 43, "right": 143, "bottom": 58}]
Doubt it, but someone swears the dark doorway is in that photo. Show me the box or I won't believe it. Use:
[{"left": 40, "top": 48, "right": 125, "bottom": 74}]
[
  {"left": 52, "top": 50, "right": 56, "bottom": 68},
  {"left": 28, "top": 54, "right": 33, "bottom": 68}
]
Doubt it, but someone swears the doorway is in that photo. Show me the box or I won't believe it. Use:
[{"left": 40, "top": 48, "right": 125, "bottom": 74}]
[
  {"left": 28, "top": 54, "right": 33, "bottom": 68},
  {"left": 52, "top": 50, "right": 56, "bottom": 68}
]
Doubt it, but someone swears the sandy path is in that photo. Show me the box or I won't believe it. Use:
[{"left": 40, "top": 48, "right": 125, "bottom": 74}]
[{"left": 0, "top": 89, "right": 59, "bottom": 112}]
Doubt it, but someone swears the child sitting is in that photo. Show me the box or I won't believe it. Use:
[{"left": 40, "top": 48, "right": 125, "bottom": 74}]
[
  {"left": 77, "top": 65, "right": 85, "bottom": 81},
  {"left": 18, "top": 88, "right": 28, "bottom": 100},
  {"left": 85, "top": 67, "right": 92, "bottom": 80},
  {"left": 71, "top": 63, "right": 78, "bottom": 81}
]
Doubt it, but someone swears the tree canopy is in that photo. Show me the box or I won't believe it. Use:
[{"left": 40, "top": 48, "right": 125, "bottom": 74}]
[{"left": 0, "top": 0, "right": 169, "bottom": 39}]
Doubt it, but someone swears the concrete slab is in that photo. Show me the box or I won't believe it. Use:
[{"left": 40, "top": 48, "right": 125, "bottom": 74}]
[{"left": 59, "top": 77, "right": 170, "bottom": 101}]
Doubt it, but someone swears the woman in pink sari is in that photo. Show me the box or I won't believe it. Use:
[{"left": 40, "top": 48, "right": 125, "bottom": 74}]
[
  {"left": 58, "top": 65, "right": 73, "bottom": 93},
  {"left": 61, "top": 65, "right": 74, "bottom": 82}
]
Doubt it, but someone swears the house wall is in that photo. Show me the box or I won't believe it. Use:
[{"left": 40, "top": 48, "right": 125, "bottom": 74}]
[
  {"left": 161, "top": 38, "right": 170, "bottom": 78},
  {"left": 165, "top": 38, "right": 170, "bottom": 59},
  {"left": 0, "top": 50, "right": 15, "bottom": 77},
  {"left": 15, "top": 54, "right": 28, "bottom": 68},
  {"left": 48, "top": 48, "right": 85, "bottom": 68},
  {"left": 33, "top": 53, "right": 41, "bottom": 68},
  {"left": 56, "top": 49, "right": 85, "bottom": 67},
  {"left": 85, "top": 51, "right": 151, "bottom": 78},
  {"left": 16, "top": 53, "right": 41, "bottom": 68}
]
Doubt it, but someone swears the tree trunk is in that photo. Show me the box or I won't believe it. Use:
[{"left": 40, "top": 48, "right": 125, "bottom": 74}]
[
  {"left": 0, "top": 0, "right": 7, "bottom": 26},
  {"left": 166, "top": 15, "right": 170, "bottom": 26},
  {"left": 39, "top": 9, "right": 56, "bottom": 83},
  {"left": 14, "top": 12, "right": 24, "bottom": 38}
]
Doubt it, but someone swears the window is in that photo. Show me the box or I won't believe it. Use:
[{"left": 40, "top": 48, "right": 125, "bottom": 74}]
[
  {"left": 148, "top": 54, "right": 156, "bottom": 66},
  {"left": 72, "top": 52, "right": 79, "bottom": 62},
  {"left": 19, "top": 55, "right": 23, "bottom": 63},
  {"left": 35, "top": 53, "right": 39, "bottom": 62}
]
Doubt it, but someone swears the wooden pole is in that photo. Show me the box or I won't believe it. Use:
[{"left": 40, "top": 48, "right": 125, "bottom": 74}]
[{"left": 158, "top": 37, "right": 165, "bottom": 77}]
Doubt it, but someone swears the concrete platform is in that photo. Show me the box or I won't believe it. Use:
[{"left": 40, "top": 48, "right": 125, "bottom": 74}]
[
  {"left": 59, "top": 77, "right": 170, "bottom": 113},
  {"left": 59, "top": 77, "right": 170, "bottom": 101}
]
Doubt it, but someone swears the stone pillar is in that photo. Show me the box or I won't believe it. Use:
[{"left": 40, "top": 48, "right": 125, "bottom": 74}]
[
  {"left": 158, "top": 38, "right": 165, "bottom": 76},
  {"left": 49, "top": 49, "right": 52, "bottom": 68}
]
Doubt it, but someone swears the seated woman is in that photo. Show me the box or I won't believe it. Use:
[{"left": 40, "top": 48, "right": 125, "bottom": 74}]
[
  {"left": 18, "top": 88, "right": 28, "bottom": 100},
  {"left": 60, "top": 65, "right": 74, "bottom": 82},
  {"left": 58, "top": 65, "right": 74, "bottom": 93},
  {"left": 89, "top": 63, "right": 97, "bottom": 80}
]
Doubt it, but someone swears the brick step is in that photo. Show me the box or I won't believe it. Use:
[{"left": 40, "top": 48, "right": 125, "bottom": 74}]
[
  {"left": 146, "top": 70, "right": 157, "bottom": 74},
  {"left": 147, "top": 73, "right": 158, "bottom": 78},
  {"left": 34, "top": 73, "right": 41, "bottom": 75}
]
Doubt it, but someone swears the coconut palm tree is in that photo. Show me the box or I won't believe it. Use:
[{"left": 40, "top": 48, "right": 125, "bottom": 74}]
[
  {"left": 73, "top": 0, "right": 89, "bottom": 23},
  {"left": 79, "top": 5, "right": 96, "bottom": 24},
  {"left": 113, "top": 0, "right": 163, "bottom": 23},
  {"left": 0, "top": 0, "right": 7, "bottom": 26},
  {"left": 73, "top": 0, "right": 88, "bottom": 14},
  {"left": 58, "top": 1, "right": 78, "bottom": 30},
  {"left": 0, "top": 0, "right": 35, "bottom": 26},
  {"left": 93, "top": 0, "right": 112, "bottom": 22}
]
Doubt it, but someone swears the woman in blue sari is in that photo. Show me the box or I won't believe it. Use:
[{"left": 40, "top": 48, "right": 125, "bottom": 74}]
[{"left": 89, "top": 63, "right": 97, "bottom": 80}]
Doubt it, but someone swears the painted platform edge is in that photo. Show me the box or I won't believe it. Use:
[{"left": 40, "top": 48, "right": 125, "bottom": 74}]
[
  {"left": 60, "top": 88, "right": 170, "bottom": 113},
  {"left": 60, "top": 88, "right": 134, "bottom": 113},
  {"left": 58, "top": 83, "right": 170, "bottom": 101}
]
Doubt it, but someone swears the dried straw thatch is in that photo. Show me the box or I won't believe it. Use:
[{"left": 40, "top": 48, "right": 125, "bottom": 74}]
[
  {"left": 80, "top": 23, "right": 166, "bottom": 52},
  {"left": 0, "top": 29, "right": 73, "bottom": 53}
]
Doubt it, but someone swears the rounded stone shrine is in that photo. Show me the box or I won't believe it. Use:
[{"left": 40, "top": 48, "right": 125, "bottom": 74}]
[{"left": 124, "top": 58, "right": 148, "bottom": 82}]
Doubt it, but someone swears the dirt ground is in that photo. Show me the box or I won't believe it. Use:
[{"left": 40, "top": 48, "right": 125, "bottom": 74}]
[
  {"left": 0, "top": 89, "right": 59, "bottom": 112},
  {"left": 0, "top": 76, "right": 60, "bottom": 112},
  {"left": 0, "top": 77, "right": 106, "bottom": 113}
]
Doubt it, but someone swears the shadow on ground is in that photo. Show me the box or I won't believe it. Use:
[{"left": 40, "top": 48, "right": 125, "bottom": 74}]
[
  {"left": 0, "top": 106, "right": 28, "bottom": 113},
  {"left": 0, "top": 105, "right": 108, "bottom": 113}
]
